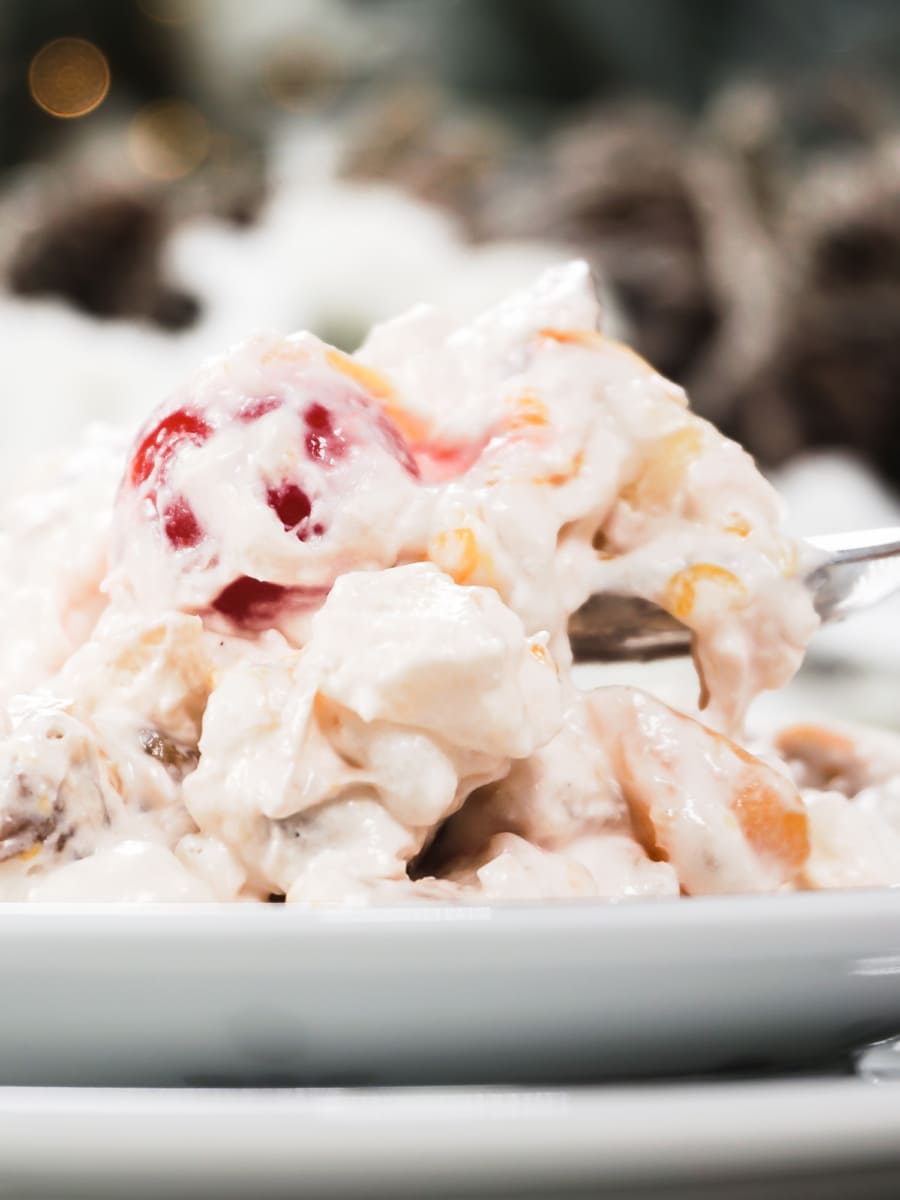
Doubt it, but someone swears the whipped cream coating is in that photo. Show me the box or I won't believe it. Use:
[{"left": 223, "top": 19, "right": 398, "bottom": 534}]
[
  {"left": 0, "top": 262, "right": 896, "bottom": 903},
  {"left": 184, "top": 564, "right": 560, "bottom": 901},
  {"left": 0, "top": 427, "right": 125, "bottom": 706}
]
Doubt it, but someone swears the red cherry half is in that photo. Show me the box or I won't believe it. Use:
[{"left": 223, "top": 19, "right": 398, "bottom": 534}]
[
  {"left": 266, "top": 482, "right": 317, "bottom": 540},
  {"left": 238, "top": 395, "right": 282, "bottom": 423},
  {"left": 212, "top": 576, "right": 287, "bottom": 625},
  {"left": 162, "top": 497, "right": 204, "bottom": 549},
  {"left": 130, "top": 408, "right": 212, "bottom": 488}
]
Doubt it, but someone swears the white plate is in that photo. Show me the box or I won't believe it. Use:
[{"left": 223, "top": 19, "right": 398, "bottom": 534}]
[
  {"left": 3, "top": 1077, "right": 900, "bottom": 1198},
  {"left": 3, "top": 890, "right": 900, "bottom": 1087}
]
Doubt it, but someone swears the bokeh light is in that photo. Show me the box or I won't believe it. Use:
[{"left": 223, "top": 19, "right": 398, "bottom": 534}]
[
  {"left": 28, "top": 37, "right": 110, "bottom": 119},
  {"left": 128, "top": 100, "right": 210, "bottom": 181}
]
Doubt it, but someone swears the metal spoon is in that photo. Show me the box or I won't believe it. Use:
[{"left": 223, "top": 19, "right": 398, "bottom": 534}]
[{"left": 569, "top": 527, "right": 900, "bottom": 662}]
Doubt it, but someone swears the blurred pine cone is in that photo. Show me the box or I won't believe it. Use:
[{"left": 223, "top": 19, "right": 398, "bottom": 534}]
[{"left": 6, "top": 191, "right": 201, "bottom": 330}]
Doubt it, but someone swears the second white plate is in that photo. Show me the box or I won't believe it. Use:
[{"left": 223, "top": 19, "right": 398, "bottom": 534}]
[{"left": 2, "top": 1076, "right": 900, "bottom": 1198}]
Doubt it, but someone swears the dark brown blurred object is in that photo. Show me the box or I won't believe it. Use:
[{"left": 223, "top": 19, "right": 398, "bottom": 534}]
[
  {"left": 343, "top": 74, "right": 900, "bottom": 491},
  {"left": 535, "top": 108, "right": 724, "bottom": 385},
  {"left": 343, "top": 94, "right": 780, "bottom": 423},
  {"left": 7, "top": 192, "right": 201, "bottom": 330},
  {"left": 341, "top": 83, "right": 510, "bottom": 232},
  {"left": 481, "top": 103, "right": 781, "bottom": 430},
  {"left": 727, "top": 145, "right": 900, "bottom": 486}
]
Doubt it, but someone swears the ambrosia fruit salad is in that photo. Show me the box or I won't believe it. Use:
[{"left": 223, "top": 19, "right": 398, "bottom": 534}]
[{"left": 0, "top": 263, "right": 896, "bottom": 902}]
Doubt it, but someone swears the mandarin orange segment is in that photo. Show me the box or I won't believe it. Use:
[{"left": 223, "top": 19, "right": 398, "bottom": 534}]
[
  {"left": 325, "top": 349, "right": 395, "bottom": 401},
  {"left": 731, "top": 776, "right": 810, "bottom": 875},
  {"left": 313, "top": 691, "right": 345, "bottom": 737},
  {"left": 538, "top": 327, "right": 606, "bottom": 349},
  {"left": 326, "top": 349, "right": 431, "bottom": 445},
  {"left": 533, "top": 451, "right": 584, "bottom": 488},
  {"left": 594, "top": 689, "right": 812, "bottom": 890},
  {"left": 539, "top": 327, "right": 661, "bottom": 376},
  {"left": 384, "top": 404, "right": 431, "bottom": 447},
  {"left": 775, "top": 724, "right": 857, "bottom": 786},
  {"left": 428, "top": 527, "right": 497, "bottom": 587},
  {"left": 506, "top": 392, "right": 550, "bottom": 430},
  {"left": 664, "top": 563, "right": 744, "bottom": 621},
  {"left": 777, "top": 724, "right": 856, "bottom": 758},
  {"left": 724, "top": 516, "right": 752, "bottom": 538}
]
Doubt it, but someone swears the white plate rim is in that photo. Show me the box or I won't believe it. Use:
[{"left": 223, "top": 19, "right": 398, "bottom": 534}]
[{"left": 1, "top": 1077, "right": 899, "bottom": 1194}]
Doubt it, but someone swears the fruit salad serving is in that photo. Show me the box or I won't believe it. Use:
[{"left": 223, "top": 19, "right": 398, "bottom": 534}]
[{"left": 1, "top": 262, "right": 896, "bottom": 902}]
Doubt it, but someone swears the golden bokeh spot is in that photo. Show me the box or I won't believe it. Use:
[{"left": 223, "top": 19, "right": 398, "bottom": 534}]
[
  {"left": 29, "top": 38, "right": 110, "bottom": 119},
  {"left": 17, "top": 845, "right": 41, "bottom": 864},
  {"left": 128, "top": 100, "right": 210, "bottom": 181}
]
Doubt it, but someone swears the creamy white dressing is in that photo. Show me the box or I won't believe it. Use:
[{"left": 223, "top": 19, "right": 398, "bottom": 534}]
[
  {"left": 0, "top": 427, "right": 125, "bottom": 706},
  {"left": 183, "top": 564, "right": 561, "bottom": 899},
  {"left": 0, "top": 262, "right": 892, "bottom": 903}
]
